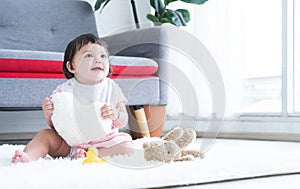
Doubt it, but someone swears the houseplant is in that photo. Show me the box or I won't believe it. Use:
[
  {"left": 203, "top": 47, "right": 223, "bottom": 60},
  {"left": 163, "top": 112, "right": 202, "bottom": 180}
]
[{"left": 94, "top": 0, "right": 209, "bottom": 27}]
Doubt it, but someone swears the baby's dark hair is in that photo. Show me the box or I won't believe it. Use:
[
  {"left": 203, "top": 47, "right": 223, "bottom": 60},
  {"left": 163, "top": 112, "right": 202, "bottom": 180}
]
[{"left": 63, "top": 33, "right": 110, "bottom": 79}]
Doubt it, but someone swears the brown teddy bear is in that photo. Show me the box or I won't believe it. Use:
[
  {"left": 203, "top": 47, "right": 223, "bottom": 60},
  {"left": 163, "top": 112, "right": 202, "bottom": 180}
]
[{"left": 143, "top": 127, "right": 203, "bottom": 162}]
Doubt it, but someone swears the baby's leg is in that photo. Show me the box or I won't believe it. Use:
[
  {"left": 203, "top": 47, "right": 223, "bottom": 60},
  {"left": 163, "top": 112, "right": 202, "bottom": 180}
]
[
  {"left": 12, "top": 128, "right": 71, "bottom": 163},
  {"left": 97, "top": 141, "right": 134, "bottom": 157}
]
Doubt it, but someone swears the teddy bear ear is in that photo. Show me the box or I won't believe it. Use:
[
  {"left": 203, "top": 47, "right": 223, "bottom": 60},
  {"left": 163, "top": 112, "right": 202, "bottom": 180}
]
[{"left": 162, "top": 126, "right": 184, "bottom": 141}]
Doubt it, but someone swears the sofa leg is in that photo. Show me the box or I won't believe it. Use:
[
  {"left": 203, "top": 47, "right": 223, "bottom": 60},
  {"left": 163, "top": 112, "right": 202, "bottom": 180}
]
[
  {"left": 132, "top": 105, "right": 150, "bottom": 137},
  {"left": 128, "top": 105, "right": 166, "bottom": 139}
]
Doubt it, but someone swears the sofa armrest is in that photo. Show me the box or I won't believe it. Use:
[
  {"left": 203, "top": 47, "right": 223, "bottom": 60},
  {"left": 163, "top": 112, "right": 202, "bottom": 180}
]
[
  {"left": 102, "top": 26, "right": 170, "bottom": 105},
  {"left": 101, "top": 26, "right": 168, "bottom": 59}
]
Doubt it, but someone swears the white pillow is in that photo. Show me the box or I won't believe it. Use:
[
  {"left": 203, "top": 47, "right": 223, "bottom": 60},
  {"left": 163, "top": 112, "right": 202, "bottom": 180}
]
[{"left": 51, "top": 92, "right": 112, "bottom": 146}]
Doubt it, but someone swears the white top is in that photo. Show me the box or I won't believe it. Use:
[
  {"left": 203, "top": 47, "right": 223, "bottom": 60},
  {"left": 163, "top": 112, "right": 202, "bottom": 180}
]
[
  {"left": 56, "top": 77, "right": 126, "bottom": 106},
  {"left": 51, "top": 78, "right": 127, "bottom": 146}
]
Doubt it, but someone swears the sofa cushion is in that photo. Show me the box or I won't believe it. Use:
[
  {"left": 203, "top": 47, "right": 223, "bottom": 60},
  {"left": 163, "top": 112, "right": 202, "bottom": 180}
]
[
  {"left": 0, "top": 49, "right": 64, "bottom": 78},
  {"left": 0, "top": 77, "right": 160, "bottom": 108},
  {"left": 0, "top": 50, "right": 161, "bottom": 107},
  {"left": 0, "top": 0, "right": 98, "bottom": 52},
  {"left": 0, "top": 50, "right": 158, "bottom": 78}
]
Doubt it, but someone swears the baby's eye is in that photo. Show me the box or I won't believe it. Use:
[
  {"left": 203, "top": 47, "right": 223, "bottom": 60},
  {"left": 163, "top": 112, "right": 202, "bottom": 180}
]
[
  {"left": 84, "top": 53, "right": 93, "bottom": 58},
  {"left": 101, "top": 54, "right": 107, "bottom": 59}
]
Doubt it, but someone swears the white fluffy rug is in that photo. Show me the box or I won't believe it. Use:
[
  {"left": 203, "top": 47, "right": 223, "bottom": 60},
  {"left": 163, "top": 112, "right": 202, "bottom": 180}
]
[{"left": 1, "top": 139, "right": 300, "bottom": 189}]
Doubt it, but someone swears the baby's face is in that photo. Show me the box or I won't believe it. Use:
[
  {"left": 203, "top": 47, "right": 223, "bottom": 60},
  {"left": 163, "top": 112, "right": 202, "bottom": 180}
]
[{"left": 71, "top": 43, "right": 109, "bottom": 84}]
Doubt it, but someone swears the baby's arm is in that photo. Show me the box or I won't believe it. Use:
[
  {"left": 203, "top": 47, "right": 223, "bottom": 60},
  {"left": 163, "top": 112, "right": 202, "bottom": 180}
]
[
  {"left": 101, "top": 102, "right": 128, "bottom": 128},
  {"left": 42, "top": 97, "right": 54, "bottom": 128}
]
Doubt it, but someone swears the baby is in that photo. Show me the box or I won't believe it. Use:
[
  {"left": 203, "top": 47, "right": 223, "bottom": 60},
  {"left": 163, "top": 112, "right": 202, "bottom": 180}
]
[{"left": 12, "top": 33, "right": 134, "bottom": 163}]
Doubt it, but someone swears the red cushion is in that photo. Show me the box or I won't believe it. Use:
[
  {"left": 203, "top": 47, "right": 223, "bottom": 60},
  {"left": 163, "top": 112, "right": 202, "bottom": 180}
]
[
  {"left": 0, "top": 58, "right": 158, "bottom": 78},
  {"left": 0, "top": 58, "right": 62, "bottom": 73},
  {"left": 0, "top": 72, "right": 156, "bottom": 79},
  {"left": 111, "top": 65, "right": 157, "bottom": 76},
  {"left": 109, "top": 75, "right": 157, "bottom": 79},
  {"left": 0, "top": 72, "right": 65, "bottom": 78}
]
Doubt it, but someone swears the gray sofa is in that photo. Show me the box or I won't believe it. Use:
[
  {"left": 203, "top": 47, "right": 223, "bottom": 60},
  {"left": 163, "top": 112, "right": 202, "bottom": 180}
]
[{"left": 0, "top": 0, "right": 169, "bottom": 140}]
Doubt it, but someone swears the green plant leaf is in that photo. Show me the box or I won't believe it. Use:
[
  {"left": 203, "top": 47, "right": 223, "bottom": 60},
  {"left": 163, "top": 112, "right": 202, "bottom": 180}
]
[
  {"left": 164, "top": 9, "right": 187, "bottom": 26},
  {"left": 176, "top": 9, "right": 190, "bottom": 23},
  {"left": 94, "top": 0, "right": 111, "bottom": 12},
  {"left": 165, "top": 0, "right": 178, "bottom": 6},
  {"left": 180, "top": 0, "right": 208, "bottom": 5},
  {"left": 150, "top": 0, "right": 165, "bottom": 15},
  {"left": 160, "top": 17, "right": 172, "bottom": 24},
  {"left": 94, "top": 0, "right": 105, "bottom": 10},
  {"left": 146, "top": 14, "right": 162, "bottom": 25}
]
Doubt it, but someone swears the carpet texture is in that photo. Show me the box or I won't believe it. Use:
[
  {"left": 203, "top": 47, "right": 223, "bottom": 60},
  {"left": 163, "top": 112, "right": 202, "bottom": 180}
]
[{"left": 1, "top": 139, "right": 300, "bottom": 189}]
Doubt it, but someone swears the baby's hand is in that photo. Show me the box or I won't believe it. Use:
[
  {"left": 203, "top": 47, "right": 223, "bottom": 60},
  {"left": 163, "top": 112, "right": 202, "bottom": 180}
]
[
  {"left": 101, "top": 104, "right": 118, "bottom": 121},
  {"left": 42, "top": 97, "right": 54, "bottom": 120}
]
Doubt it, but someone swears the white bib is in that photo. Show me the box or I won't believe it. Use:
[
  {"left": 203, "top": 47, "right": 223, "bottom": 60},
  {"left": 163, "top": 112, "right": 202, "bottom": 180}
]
[{"left": 51, "top": 92, "right": 112, "bottom": 146}]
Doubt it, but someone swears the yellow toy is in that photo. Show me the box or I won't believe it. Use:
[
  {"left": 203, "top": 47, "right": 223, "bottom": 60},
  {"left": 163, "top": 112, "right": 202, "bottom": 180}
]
[{"left": 82, "top": 147, "right": 106, "bottom": 165}]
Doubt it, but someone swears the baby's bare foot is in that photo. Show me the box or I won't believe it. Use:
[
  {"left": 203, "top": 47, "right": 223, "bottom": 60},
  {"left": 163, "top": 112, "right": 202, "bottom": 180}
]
[
  {"left": 71, "top": 149, "right": 86, "bottom": 160},
  {"left": 12, "top": 150, "right": 32, "bottom": 163}
]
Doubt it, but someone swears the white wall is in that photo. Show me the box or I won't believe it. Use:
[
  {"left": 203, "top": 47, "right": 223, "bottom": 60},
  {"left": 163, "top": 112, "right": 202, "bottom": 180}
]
[{"left": 84, "top": 0, "right": 151, "bottom": 37}]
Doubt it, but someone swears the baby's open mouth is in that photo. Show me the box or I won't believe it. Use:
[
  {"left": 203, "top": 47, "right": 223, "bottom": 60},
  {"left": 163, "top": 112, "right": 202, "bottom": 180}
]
[{"left": 91, "top": 67, "right": 103, "bottom": 71}]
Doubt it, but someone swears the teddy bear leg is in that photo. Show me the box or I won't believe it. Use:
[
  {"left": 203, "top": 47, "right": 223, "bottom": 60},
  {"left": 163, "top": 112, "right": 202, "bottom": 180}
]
[
  {"left": 173, "top": 154, "right": 195, "bottom": 162},
  {"left": 181, "top": 150, "right": 204, "bottom": 159},
  {"left": 162, "top": 126, "right": 184, "bottom": 141},
  {"left": 174, "top": 128, "right": 196, "bottom": 149}
]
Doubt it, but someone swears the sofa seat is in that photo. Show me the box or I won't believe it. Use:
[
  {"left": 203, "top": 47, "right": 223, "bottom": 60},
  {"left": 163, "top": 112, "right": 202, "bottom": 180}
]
[{"left": 0, "top": 49, "right": 160, "bottom": 107}]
